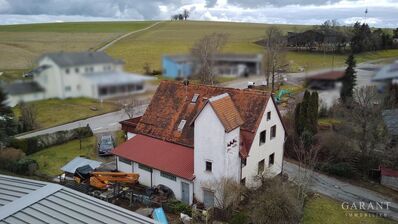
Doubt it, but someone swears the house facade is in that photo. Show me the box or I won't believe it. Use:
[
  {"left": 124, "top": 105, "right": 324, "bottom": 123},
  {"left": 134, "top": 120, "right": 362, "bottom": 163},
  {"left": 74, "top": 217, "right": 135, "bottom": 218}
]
[
  {"left": 5, "top": 52, "right": 151, "bottom": 106},
  {"left": 162, "top": 54, "right": 263, "bottom": 79},
  {"left": 113, "top": 81, "right": 285, "bottom": 207}
]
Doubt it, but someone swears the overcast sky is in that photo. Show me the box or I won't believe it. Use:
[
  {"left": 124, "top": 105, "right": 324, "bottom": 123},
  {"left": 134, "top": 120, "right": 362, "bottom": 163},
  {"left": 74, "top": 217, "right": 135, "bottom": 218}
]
[{"left": 0, "top": 0, "right": 397, "bottom": 27}]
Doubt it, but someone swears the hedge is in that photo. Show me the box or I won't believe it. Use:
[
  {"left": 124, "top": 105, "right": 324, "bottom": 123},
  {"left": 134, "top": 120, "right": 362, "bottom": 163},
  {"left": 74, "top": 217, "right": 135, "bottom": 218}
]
[
  {"left": 318, "top": 162, "right": 356, "bottom": 178},
  {"left": 12, "top": 125, "right": 93, "bottom": 155}
]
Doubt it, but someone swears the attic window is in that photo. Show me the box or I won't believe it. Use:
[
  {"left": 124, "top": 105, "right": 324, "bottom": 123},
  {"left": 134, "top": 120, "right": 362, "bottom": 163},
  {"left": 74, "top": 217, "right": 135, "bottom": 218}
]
[
  {"left": 178, "top": 119, "right": 187, "bottom": 132},
  {"left": 192, "top": 94, "right": 200, "bottom": 103}
]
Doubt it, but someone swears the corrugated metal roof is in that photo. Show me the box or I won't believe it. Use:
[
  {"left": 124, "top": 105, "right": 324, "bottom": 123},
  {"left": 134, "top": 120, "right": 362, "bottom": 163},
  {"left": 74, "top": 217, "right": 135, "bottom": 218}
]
[
  {"left": 0, "top": 175, "right": 156, "bottom": 224},
  {"left": 60, "top": 157, "right": 102, "bottom": 174}
]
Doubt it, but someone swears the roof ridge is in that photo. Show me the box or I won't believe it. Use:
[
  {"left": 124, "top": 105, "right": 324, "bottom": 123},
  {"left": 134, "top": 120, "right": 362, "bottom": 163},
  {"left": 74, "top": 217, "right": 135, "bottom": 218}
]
[{"left": 159, "top": 80, "right": 271, "bottom": 96}]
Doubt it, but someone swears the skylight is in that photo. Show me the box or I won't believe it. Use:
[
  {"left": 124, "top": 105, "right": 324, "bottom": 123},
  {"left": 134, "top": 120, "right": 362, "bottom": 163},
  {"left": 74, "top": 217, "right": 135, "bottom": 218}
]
[
  {"left": 192, "top": 94, "right": 199, "bottom": 103},
  {"left": 178, "top": 119, "right": 187, "bottom": 132}
]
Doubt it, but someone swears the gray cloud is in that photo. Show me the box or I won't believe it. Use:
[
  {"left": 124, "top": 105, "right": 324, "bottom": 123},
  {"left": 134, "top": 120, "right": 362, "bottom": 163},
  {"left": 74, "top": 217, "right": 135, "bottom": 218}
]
[
  {"left": 0, "top": 0, "right": 180, "bottom": 20},
  {"left": 227, "top": 0, "right": 356, "bottom": 7},
  {"left": 0, "top": 0, "right": 396, "bottom": 28}
]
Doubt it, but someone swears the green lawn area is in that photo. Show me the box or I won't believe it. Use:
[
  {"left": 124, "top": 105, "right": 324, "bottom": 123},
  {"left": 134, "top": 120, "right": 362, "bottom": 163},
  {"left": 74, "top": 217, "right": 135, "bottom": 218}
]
[
  {"left": 0, "top": 21, "right": 154, "bottom": 33},
  {"left": 106, "top": 21, "right": 311, "bottom": 73},
  {"left": 303, "top": 195, "right": 397, "bottom": 224},
  {"left": 0, "top": 21, "right": 155, "bottom": 71},
  {"left": 28, "top": 130, "right": 126, "bottom": 177},
  {"left": 106, "top": 21, "right": 398, "bottom": 74},
  {"left": 13, "top": 98, "right": 119, "bottom": 130},
  {"left": 28, "top": 137, "right": 97, "bottom": 176}
]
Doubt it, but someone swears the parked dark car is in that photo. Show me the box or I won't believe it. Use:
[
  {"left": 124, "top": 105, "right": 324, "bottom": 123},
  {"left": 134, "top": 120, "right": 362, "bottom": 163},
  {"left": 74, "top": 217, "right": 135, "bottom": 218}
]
[{"left": 98, "top": 135, "right": 115, "bottom": 156}]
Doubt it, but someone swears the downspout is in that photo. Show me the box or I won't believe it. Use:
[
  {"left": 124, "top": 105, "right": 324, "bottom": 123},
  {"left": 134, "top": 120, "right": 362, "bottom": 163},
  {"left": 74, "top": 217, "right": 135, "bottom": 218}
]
[{"left": 151, "top": 169, "right": 153, "bottom": 187}]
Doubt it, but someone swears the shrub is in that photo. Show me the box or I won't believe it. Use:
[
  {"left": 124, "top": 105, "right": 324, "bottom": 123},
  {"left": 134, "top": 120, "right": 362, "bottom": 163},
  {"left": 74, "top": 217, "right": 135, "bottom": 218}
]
[
  {"left": 14, "top": 158, "right": 38, "bottom": 175},
  {"left": 164, "top": 200, "right": 192, "bottom": 216},
  {"left": 318, "top": 162, "right": 356, "bottom": 178},
  {"left": 0, "top": 148, "right": 25, "bottom": 170},
  {"left": 229, "top": 212, "right": 249, "bottom": 224}
]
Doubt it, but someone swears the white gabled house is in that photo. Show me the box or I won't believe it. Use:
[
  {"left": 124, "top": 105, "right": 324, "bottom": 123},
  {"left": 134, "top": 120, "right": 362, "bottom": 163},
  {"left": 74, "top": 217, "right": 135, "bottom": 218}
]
[
  {"left": 4, "top": 51, "right": 151, "bottom": 106},
  {"left": 113, "top": 81, "right": 286, "bottom": 207}
]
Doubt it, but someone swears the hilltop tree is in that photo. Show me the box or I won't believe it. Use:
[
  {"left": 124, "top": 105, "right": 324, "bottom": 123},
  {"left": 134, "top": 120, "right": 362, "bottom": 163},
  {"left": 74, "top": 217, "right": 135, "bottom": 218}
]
[
  {"left": 340, "top": 54, "right": 356, "bottom": 103},
  {"left": 191, "top": 32, "right": 228, "bottom": 85},
  {"left": 183, "top": 9, "right": 190, "bottom": 20},
  {"left": 0, "top": 88, "right": 17, "bottom": 148}
]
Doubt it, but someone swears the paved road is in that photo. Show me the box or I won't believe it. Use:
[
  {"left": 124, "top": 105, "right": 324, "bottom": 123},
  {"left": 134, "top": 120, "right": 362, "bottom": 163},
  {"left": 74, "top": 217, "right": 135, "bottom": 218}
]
[
  {"left": 96, "top": 21, "right": 163, "bottom": 52},
  {"left": 284, "top": 161, "right": 398, "bottom": 221}
]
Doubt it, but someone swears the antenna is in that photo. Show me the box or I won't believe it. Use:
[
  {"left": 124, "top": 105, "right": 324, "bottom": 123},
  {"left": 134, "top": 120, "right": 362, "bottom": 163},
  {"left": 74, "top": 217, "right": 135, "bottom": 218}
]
[{"left": 364, "top": 8, "right": 368, "bottom": 24}]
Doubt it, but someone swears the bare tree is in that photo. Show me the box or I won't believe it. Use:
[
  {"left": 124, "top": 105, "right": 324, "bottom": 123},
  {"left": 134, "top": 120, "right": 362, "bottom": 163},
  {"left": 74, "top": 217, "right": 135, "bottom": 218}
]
[
  {"left": 183, "top": 9, "right": 190, "bottom": 20},
  {"left": 337, "top": 86, "right": 386, "bottom": 176},
  {"left": 191, "top": 32, "right": 228, "bottom": 85},
  {"left": 247, "top": 176, "right": 302, "bottom": 224},
  {"left": 122, "top": 98, "right": 147, "bottom": 119},
  {"left": 263, "top": 26, "right": 288, "bottom": 91},
  {"left": 19, "top": 101, "right": 38, "bottom": 132},
  {"left": 293, "top": 139, "right": 320, "bottom": 208},
  {"left": 213, "top": 178, "right": 244, "bottom": 210}
]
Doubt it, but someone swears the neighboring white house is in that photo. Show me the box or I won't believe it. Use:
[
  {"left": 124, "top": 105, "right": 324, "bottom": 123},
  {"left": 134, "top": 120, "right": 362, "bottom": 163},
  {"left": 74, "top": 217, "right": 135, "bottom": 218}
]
[
  {"left": 4, "top": 51, "right": 151, "bottom": 106},
  {"left": 113, "top": 81, "right": 286, "bottom": 208}
]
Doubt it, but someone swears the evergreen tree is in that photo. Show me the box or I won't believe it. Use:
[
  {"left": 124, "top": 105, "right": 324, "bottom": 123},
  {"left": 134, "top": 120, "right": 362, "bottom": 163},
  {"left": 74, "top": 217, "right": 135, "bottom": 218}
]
[
  {"left": 294, "top": 90, "right": 319, "bottom": 137},
  {"left": 0, "top": 88, "right": 17, "bottom": 148},
  {"left": 340, "top": 54, "right": 357, "bottom": 103}
]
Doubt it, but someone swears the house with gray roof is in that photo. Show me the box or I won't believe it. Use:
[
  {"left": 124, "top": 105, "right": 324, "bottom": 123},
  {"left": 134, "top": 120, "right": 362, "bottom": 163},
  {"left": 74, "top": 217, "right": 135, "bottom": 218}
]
[
  {"left": 0, "top": 174, "right": 156, "bottom": 223},
  {"left": 5, "top": 51, "right": 152, "bottom": 106}
]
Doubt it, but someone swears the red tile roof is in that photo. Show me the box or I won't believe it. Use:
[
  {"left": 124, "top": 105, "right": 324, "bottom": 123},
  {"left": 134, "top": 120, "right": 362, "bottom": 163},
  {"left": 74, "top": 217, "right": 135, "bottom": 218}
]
[
  {"left": 134, "top": 81, "right": 271, "bottom": 153},
  {"left": 208, "top": 93, "right": 244, "bottom": 133},
  {"left": 307, "top": 71, "right": 345, "bottom": 81},
  {"left": 380, "top": 166, "right": 398, "bottom": 178},
  {"left": 112, "top": 134, "right": 194, "bottom": 180}
]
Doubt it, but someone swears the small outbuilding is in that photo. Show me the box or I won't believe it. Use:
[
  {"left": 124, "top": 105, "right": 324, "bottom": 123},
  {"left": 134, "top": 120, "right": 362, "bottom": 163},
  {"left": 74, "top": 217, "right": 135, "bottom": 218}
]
[
  {"left": 380, "top": 166, "right": 398, "bottom": 191},
  {"left": 306, "top": 70, "right": 345, "bottom": 90},
  {"left": 61, "top": 156, "right": 102, "bottom": 175}
]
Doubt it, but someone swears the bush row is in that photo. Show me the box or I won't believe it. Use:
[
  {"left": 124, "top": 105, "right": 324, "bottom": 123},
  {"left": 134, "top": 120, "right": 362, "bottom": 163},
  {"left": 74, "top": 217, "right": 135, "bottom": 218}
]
[
  {"left": 0, "top": 148, "right": 38, "bottom": 175},
  {"left": 11, "top": 125, "right": 93, "bottom": 155}
]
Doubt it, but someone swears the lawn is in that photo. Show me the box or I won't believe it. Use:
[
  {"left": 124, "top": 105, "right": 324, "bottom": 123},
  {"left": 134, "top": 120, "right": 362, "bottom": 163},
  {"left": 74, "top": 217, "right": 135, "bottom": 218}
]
[
  {"left": 28, "top": 136, "right": 97, "bottom": 176},
  {"left": 106, "top": 21, "right": 311, "bottom": 73},
  {"left": 0, "top": 21, "right": 154, "bottom": 33},
  {"left": 0, "top": 21, "right": 154, "bottom": 72},
  {"left": 303, "top": 195, "right": 397, "bottom": 224},
  {"left": 106, "top": 21, "right": 398, "bottom": 74},
  {"left": 28, "top": 130, "right": 126, "bottom": 177},
  {"left": 13, "top": 98, "right": 119, "bottom": 130}
]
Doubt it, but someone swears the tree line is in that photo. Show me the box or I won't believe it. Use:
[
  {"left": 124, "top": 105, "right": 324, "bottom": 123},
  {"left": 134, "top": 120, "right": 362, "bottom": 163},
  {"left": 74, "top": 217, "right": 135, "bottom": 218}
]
[
  {"left": 171, "top": 9, "right": 190, "bottom": 21},
  {"left": 286, "top": 20, "right": 398, "bottom": 53}
]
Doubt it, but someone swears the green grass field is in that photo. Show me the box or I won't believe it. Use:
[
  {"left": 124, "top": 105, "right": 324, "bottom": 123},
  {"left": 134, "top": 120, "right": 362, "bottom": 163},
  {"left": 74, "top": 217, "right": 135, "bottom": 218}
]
[
  {"left": 0, "top": 21, "right": 155, "bottom": 71},
  {"left": 28, "top": 136, "right": 97, "bottom": 176},
  {"left": 0, "top": 21, "right": 154, "bottom": 33},
  {"left": 13, "top": 98, "right": 119, "bottom": 130},
  {"left": 303, "top": 195, "right": 397, "bottom": 224},
  {"left": 2, "top": 20, "right": 398, "bottom": 77},
  {"left": 106, "top": 21, "right": 311, "bottom": 73}
]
